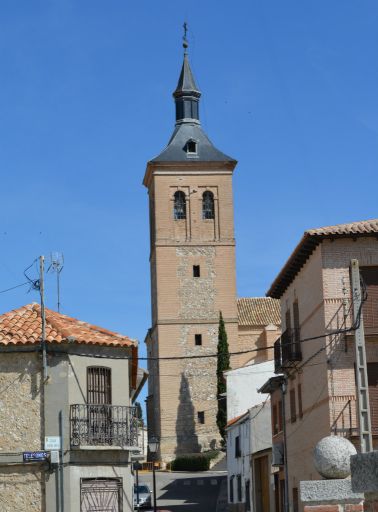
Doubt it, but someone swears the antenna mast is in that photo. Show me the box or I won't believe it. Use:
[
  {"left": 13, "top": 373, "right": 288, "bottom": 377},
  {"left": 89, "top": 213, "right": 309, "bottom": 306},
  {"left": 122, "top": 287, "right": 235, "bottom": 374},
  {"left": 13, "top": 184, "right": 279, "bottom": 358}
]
[{"left": 48, "top": 252, "right": 64, "bottom": 312}]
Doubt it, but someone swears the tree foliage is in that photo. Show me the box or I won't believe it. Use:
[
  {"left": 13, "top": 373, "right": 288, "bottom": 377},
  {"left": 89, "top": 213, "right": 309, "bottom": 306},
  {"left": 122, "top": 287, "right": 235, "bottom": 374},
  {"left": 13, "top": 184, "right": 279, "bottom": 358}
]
[{"left": 216, "top": 311, "right": 230, "bottom": 442}]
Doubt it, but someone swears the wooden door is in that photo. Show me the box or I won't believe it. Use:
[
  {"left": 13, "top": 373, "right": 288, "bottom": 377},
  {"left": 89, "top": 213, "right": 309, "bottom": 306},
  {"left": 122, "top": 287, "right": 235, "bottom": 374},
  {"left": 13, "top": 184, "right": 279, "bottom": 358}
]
[{"left": 254, "top": 455, "right": 271, "bottom": 512}]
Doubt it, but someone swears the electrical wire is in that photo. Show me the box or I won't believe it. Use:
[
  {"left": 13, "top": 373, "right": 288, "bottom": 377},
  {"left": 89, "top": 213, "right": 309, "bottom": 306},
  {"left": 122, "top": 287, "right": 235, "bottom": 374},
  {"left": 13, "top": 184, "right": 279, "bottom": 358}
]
[
  {"left": 0, "top": 281, "right": 30, "bottom": 294},
  {"left": 23, "top": 258, "right": 40, "bottom": 291}
]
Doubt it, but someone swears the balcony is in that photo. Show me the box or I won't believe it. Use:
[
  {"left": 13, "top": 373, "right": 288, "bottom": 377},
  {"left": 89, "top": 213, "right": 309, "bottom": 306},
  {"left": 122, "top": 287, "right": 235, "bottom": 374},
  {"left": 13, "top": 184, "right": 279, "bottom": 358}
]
[
  {"left": 70, "top": 404, "right": 139, "bottom": 449},
  {"left": 281, "top": 328, "right": 302, "bottom": 364},
  {"left": 274, "top": 329, "right": 302, "bottom": 372},
  {"left": 363, "top": 297, "right": 378, "bottom": 335},
  {"left": 274, "top": 338, "right": 282, "bottom": 374}
]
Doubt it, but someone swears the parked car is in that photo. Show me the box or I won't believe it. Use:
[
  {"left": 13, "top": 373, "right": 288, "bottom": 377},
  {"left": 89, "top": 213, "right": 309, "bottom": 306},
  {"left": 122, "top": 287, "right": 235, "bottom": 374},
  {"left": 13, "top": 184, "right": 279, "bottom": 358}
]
[{"left": 134, "top": 484, "right": 152, "bottom": 509}]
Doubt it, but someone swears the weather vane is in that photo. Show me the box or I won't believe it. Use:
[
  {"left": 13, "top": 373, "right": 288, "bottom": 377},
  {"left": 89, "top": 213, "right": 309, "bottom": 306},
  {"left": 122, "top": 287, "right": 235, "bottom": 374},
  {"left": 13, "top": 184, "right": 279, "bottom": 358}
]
[{"left": 183, "top": 22, "right": 188, "bottom": 51}]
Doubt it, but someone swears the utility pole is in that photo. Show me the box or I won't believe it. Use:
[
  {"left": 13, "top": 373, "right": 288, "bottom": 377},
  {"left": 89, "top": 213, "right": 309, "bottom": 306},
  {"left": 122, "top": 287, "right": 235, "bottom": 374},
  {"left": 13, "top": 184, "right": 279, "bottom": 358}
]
[
  {"left": 39, "top": 255, "right": 47, "bottom": 382},
  {"left": 350, "top": 259, "right": 372, "bottom": 453}
]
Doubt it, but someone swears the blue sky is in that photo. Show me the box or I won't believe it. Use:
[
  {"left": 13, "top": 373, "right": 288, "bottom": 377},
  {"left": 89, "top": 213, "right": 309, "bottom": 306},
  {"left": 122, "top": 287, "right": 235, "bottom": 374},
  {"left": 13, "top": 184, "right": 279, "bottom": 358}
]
[{"left": 0, "top": 1, "right": 377, "bottom": 410}]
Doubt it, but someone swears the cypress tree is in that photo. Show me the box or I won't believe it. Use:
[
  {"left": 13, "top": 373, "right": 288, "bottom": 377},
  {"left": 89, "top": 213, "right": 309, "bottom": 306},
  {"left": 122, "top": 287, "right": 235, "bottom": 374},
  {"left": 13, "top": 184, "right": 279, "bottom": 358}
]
[
  {"left": 135, "top": 401, "right": 144, "bottom": 425},
  {"left": 216, "top": 311, "right": 230, "bottom": 443}
]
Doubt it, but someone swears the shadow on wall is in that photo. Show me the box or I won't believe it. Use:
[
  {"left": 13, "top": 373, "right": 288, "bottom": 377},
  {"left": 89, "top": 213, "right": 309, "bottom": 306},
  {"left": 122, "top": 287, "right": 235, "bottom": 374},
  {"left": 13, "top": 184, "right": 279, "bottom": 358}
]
[{"left": 175, "top": 374, "right": 200, "bottom": 455}]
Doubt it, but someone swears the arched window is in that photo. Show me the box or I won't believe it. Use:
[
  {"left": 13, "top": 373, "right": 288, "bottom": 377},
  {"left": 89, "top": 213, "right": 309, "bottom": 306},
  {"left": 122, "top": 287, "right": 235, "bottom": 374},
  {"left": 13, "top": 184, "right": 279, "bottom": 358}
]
[
  {"left": 202, "top": 191, "right": 215, "bottom": 220},
  {"left": 173, "top": 191, "right": 186, "bottom": 220}
]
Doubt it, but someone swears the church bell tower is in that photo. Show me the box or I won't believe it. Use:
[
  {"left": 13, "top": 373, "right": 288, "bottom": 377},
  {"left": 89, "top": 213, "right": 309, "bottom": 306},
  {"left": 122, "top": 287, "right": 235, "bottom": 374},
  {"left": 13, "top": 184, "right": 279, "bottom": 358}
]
[{"left": 144, "top": 34, "right": 238, "bottom": 462}]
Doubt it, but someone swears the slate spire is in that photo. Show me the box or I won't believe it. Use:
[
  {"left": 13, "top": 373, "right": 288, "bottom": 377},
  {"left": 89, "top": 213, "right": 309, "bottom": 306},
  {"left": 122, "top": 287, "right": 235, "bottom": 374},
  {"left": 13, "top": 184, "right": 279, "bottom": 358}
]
[
  {"left": 147, "top": 27, "right": 236, "bottom": 164},
  {"left": 173, "top": 28, "right": 201, "bottom": 124}
]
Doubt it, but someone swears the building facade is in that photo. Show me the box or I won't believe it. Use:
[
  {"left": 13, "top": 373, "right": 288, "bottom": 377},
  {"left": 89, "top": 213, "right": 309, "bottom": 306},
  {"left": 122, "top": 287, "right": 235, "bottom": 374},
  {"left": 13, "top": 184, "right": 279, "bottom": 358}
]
[
  {"left": 226, "top": 297, "right": 280, "bottom": 512},
  {"left": 227, "top": 403, "right": 275, "bottom": 512},
  {"left": 261, "top": 218, "right": 378, "bottom": 512},
  {"left": 144, "top": 44, "right": 239, "bottom": 461},
  {"left": 0, "top": 303, "right": 143, "bottom": 512}
]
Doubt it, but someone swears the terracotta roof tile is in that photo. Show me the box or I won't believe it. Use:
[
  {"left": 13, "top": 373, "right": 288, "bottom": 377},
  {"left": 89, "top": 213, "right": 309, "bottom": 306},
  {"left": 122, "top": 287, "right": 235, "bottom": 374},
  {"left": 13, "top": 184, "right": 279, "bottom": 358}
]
[
  {"left": 0, "top": 303, "right": 136, "bottom": 348},
  {"left": 267, "top": 218, "right": 378, "bottom": 299},
  {"left": 226, "top": 412, "right": 249, "bottom": 428},
  {"left": 307, "top": 218, "right": 378, "bottom": 236},
  {"left": 237, "top": 297, "right": 281, "bottom": 326}
]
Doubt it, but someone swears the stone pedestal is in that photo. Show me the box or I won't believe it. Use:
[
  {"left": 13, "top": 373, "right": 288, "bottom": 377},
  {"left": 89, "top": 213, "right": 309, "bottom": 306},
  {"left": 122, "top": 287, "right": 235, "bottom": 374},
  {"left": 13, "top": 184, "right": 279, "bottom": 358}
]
[
  {"left": 300, "top": 437, "right": 363, "bottom": 512},
  {"left": 351, "top": 452, "right": 378, "bottom": 512},
  {"left": 300, "top": 479, "right": 364, "bottom": 512}
]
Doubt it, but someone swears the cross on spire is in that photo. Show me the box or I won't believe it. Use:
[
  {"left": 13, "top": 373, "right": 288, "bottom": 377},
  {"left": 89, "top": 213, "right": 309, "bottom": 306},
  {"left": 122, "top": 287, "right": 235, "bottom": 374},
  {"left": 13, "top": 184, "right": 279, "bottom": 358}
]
[{"left": 183, "top": 22, "right": 188, "bottom": 51}]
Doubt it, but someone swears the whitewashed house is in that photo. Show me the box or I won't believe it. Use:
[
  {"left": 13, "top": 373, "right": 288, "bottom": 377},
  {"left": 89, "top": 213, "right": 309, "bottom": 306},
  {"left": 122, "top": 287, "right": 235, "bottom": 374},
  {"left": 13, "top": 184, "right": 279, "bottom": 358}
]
[{"left": 225, "top": 299, "right": 280, "bottom": 512}]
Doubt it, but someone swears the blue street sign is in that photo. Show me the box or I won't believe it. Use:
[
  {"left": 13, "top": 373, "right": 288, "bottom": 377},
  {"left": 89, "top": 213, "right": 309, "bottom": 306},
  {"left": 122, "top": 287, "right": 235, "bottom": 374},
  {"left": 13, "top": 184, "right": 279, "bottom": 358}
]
[{"left": 23, "top": 451, "right": 49, "bottom": 462}]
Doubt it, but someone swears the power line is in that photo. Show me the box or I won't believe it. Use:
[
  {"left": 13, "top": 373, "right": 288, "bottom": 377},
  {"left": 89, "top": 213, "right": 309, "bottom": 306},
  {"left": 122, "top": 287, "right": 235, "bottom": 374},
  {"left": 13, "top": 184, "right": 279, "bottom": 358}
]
[{"left": 0, "top": 281, "right": 30, "bottom": 294}]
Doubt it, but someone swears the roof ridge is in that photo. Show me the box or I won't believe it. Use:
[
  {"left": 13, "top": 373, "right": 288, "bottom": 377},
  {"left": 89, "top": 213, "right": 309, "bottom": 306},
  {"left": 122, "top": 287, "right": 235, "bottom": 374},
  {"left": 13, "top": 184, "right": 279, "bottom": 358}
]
[
  {"left": 267, "top": 218, "right": 378, "bottom": 299},
  {"left": 0, "top": 303, "right": 136, "bottom": 348},
  {"left": 238, "top": 297, "right": 278, "bottom": 300},
  {"left": 306, "top": 218, "right": 378, "bottom": 234}
]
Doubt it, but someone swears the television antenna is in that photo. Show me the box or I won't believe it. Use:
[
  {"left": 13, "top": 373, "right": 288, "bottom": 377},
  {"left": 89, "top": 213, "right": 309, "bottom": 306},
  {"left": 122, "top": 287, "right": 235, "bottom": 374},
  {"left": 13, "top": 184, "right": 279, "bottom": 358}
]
[{"left": 48, "top": 252, "right": 64, "bottom": 312}]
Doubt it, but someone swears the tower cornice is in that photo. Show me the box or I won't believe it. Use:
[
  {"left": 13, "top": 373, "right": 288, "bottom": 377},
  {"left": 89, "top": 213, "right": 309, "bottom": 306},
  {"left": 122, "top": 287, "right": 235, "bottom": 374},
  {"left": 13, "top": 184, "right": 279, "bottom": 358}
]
[{"left": 143, "top": 159, "right": 237, "bottom": 188}]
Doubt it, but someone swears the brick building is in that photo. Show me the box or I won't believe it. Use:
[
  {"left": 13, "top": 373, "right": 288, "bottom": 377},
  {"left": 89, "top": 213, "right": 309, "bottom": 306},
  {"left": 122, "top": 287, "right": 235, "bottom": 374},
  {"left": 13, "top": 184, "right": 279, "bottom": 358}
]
[
  {"left": 0, "top": 303, "right": 145, "bottom": 512},
  {"left": 260, "top": 218, "right": 378, "bottom": 512},
  {"left": 143, "top": 37, "right": 284, "bottom": 461}
]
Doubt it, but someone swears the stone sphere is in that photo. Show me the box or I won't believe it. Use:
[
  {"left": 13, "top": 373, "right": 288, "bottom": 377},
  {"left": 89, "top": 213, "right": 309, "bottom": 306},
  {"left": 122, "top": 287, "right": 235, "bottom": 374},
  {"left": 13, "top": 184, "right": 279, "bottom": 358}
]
[{"left": 313, "top": 435, "right": 357, "bottom": 479}]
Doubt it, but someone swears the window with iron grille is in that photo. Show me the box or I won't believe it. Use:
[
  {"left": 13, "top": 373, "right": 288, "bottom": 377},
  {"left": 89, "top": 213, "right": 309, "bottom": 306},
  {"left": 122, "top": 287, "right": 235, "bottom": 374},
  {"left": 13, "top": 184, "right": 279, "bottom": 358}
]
[
  {"left": 298, "top": 384, "right": 303, "bottom": 418},
  {"left": 278, "top": 400, "right": 283, "bottom": 432},
  {"left": 237, "top": 475, "right": 242, "bottom": 502},
  {"left": 293, "top": 487, "right": 299, "bottom": 512},
  {"left": 81, "top": 478, "right": 122, "bottom": 512},
  {"left": 173, "top": 191, "right": 186, "bottom": 220},
  {"left": 360, "top": 266, "right": 378, "bottom": 332},
  {"left": 290, "top": 388, "right": 296, "bottom": 423},
  {"left": 235, "top": 435, "right": 241, "bottom": 458},
  {"left": 272, "top": 403, "right": 278, "bottom": 435},
  {"left": 87, "top": 367, "right": 112, "bottom": 405},
  {"left": 229, "top": 476, "right": 234, "bottom": 503},
  {"left": 367, "top": 363, "right": 378, "bottom": 435},
  {"left": 202, "top": 191, "right": 215, "bottom": 220}
]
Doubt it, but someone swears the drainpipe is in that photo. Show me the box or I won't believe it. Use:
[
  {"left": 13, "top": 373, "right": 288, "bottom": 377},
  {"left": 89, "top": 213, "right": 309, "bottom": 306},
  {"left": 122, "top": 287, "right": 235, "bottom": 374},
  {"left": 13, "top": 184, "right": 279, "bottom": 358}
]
[{"left": 281, "top": 379, "right": 289, "bottom": 512}]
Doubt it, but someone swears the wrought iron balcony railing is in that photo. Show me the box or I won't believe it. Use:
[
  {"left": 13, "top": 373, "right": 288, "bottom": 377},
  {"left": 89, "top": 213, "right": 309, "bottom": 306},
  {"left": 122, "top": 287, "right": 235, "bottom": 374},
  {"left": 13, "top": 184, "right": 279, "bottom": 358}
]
[
  {"left": 70, "top": 404, "right": 139, "bottom": 449},
  {"left": 363, "top": 297, "right": 378, "bottom": 335},
  {"left": 281, "top": 328, "right": 302, "bottom": 364},
  {"left": 274, "top": 338, "right": 282, "bottom": 374},
  {"left": 273, "top": 329, "right": 302, "bottom": 373}
]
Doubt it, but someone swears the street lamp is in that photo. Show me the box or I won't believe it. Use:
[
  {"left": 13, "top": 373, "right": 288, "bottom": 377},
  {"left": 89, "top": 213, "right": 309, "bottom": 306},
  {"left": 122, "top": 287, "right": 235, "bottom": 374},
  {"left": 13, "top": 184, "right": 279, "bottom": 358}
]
[{"left": 148, "top": 436, "right": 160, "bottom": 512}]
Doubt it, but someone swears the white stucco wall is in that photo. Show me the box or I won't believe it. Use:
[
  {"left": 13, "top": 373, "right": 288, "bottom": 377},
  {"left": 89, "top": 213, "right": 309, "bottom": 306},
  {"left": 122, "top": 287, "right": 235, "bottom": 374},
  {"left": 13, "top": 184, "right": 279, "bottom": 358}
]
[
  {"left": 226, "top": 360, "right": 275, "bottom": 421},
  {"left": 227, "top": 416, "right": 250, "bottom": 505}
]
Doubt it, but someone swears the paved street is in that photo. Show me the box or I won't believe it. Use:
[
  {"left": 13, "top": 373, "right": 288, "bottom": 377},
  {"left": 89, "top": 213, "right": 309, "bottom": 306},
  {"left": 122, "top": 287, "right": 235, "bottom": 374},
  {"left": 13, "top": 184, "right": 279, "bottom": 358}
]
[{"left": 136, "top": 470, "right": 228, "bottom": 512}]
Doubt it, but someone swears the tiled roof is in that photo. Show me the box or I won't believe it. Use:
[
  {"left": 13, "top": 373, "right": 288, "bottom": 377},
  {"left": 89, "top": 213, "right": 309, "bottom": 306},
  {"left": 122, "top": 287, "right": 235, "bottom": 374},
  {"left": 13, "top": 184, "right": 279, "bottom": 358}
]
[
  {"left": 307, "top": 218, "right": 378, "bottom": 236},
  {"left": 237, "top": 297, "right": 281, "bottom": 326},
  {"left": 267, "top": 218, "right": 378, "bottom": 299},
  {"left": 0, "top": 303, "right": 136, "bottom": 347},
  {"left": 226, "top": 412, "right": 249, "bottom": 429}
]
